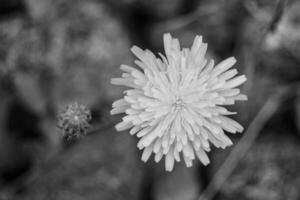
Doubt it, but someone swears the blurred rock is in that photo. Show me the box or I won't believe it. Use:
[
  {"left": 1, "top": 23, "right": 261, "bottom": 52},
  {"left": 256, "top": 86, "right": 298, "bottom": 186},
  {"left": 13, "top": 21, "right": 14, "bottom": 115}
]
[
  {"left": 11, "top": 127, "right": 143, "bottom": 200},
  {"left": 153, "top": 163, "right": 201, "bottom": 200},
  {"left": 210, "top": 133, "right": 300, "bottom": 200}
]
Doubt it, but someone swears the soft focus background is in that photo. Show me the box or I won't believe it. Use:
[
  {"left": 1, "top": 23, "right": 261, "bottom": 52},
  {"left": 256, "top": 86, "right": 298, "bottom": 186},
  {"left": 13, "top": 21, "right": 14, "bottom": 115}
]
[{"left": 0, "top": 0, "right": 299, "bottom": 200}]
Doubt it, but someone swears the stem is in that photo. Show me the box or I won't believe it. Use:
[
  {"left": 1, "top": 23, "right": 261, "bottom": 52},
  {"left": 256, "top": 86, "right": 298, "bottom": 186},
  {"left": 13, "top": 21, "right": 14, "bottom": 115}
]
[{"left": 198, "top": 83, "right": 299, "bottom": 200}]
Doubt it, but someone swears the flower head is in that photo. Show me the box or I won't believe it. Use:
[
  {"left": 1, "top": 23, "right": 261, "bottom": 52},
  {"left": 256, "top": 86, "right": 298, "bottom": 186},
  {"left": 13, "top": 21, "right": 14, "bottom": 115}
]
[
  {"left": 111, "top": 33, "right": 247, "bottom": 171},
  {"left": 58, "top": 102, "right": 91, "bottom": 140}
]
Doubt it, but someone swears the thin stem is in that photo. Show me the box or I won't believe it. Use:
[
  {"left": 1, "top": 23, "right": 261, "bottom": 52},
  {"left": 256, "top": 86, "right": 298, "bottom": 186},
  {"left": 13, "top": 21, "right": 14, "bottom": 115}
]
[
  {"left": 87, "top": 118, "right": 116, "bottom": 135},
  {"left": 198, "top": 82, "right": 299, "bottom": 200},
  {"left": 198, "top": 91, "right": 280, "bottom": 200}
]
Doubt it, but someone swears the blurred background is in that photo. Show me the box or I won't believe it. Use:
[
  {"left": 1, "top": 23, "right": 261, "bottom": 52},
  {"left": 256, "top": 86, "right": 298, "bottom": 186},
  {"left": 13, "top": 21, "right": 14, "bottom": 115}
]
[{"left": 0, "top": 0, "right": 299, "bottom": 199}]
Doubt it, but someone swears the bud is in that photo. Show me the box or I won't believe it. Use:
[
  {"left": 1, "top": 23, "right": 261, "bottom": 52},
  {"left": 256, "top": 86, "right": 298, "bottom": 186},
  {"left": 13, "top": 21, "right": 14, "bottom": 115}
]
[{"left": 57, "top": 102, "right": 91, "bottom": 140}]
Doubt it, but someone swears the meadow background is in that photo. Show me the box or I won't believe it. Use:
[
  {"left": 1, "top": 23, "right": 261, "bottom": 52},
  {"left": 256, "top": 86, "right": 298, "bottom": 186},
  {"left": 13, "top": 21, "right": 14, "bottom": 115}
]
[{"left": 0, "top": 0, "right": 299, "bottom": 200}]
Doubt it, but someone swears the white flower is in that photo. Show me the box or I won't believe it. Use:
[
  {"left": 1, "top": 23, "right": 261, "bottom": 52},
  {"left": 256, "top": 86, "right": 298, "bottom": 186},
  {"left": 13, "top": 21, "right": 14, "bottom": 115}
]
[{"left": 111, "top": 33, "right": 247, "bottom": 171}]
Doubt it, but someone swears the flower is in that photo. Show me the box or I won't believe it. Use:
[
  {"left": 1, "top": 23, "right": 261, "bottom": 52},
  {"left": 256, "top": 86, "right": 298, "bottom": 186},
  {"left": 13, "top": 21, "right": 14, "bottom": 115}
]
[
  {"left": 58, "top": 102, "right": 92, "bottom": 140},
  {"left": 111, "top": 33, "right": 247, "bottom": 171}
]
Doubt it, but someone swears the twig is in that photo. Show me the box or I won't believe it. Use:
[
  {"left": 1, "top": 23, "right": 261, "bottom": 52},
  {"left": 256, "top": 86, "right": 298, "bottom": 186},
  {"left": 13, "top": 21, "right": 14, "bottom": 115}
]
[
  {"left": 198, "top": 4, "right": 292, "bottom": 196},
  {"left": 198, "top": 90, "right": 279, "bottom": 200},
  {"left": 268, "top": 0, "right": 287, "bottom": 32},
  {"left": 87, "top": 118, "right": 116, "bottom": 135},
  {"left": 246, "top": 0, "right": 287, "bottom": 77},
  {"left": 154, "top": 5, "right": 219, "bottom": 32},
  {"left": 240, "top": 0, "right": 287, "bottom": 122}
]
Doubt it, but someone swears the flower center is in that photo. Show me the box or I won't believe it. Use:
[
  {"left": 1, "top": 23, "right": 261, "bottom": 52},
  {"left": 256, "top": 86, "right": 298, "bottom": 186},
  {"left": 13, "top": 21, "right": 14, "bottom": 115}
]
[{"left": 173, "top": 97, "right": 184, "bottom": 112}]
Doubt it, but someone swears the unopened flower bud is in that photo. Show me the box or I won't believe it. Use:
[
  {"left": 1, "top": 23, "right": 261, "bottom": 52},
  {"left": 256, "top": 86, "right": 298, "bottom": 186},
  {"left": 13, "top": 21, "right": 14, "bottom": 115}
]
[{"left": 58, "top": 102, "right": 91, "bottom": 140}]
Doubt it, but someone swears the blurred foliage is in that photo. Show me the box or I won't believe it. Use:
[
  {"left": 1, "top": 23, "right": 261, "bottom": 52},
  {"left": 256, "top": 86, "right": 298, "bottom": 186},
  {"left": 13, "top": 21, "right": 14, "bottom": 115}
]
[{"left": 0, "top": 0, "right": 299, "bottom": 200}]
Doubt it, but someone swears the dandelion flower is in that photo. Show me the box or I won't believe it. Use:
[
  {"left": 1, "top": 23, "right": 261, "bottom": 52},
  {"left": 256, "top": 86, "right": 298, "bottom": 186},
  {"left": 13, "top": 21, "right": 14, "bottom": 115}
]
[{"left": 111, "top": 33, "right": 247, "bottom": 171}]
